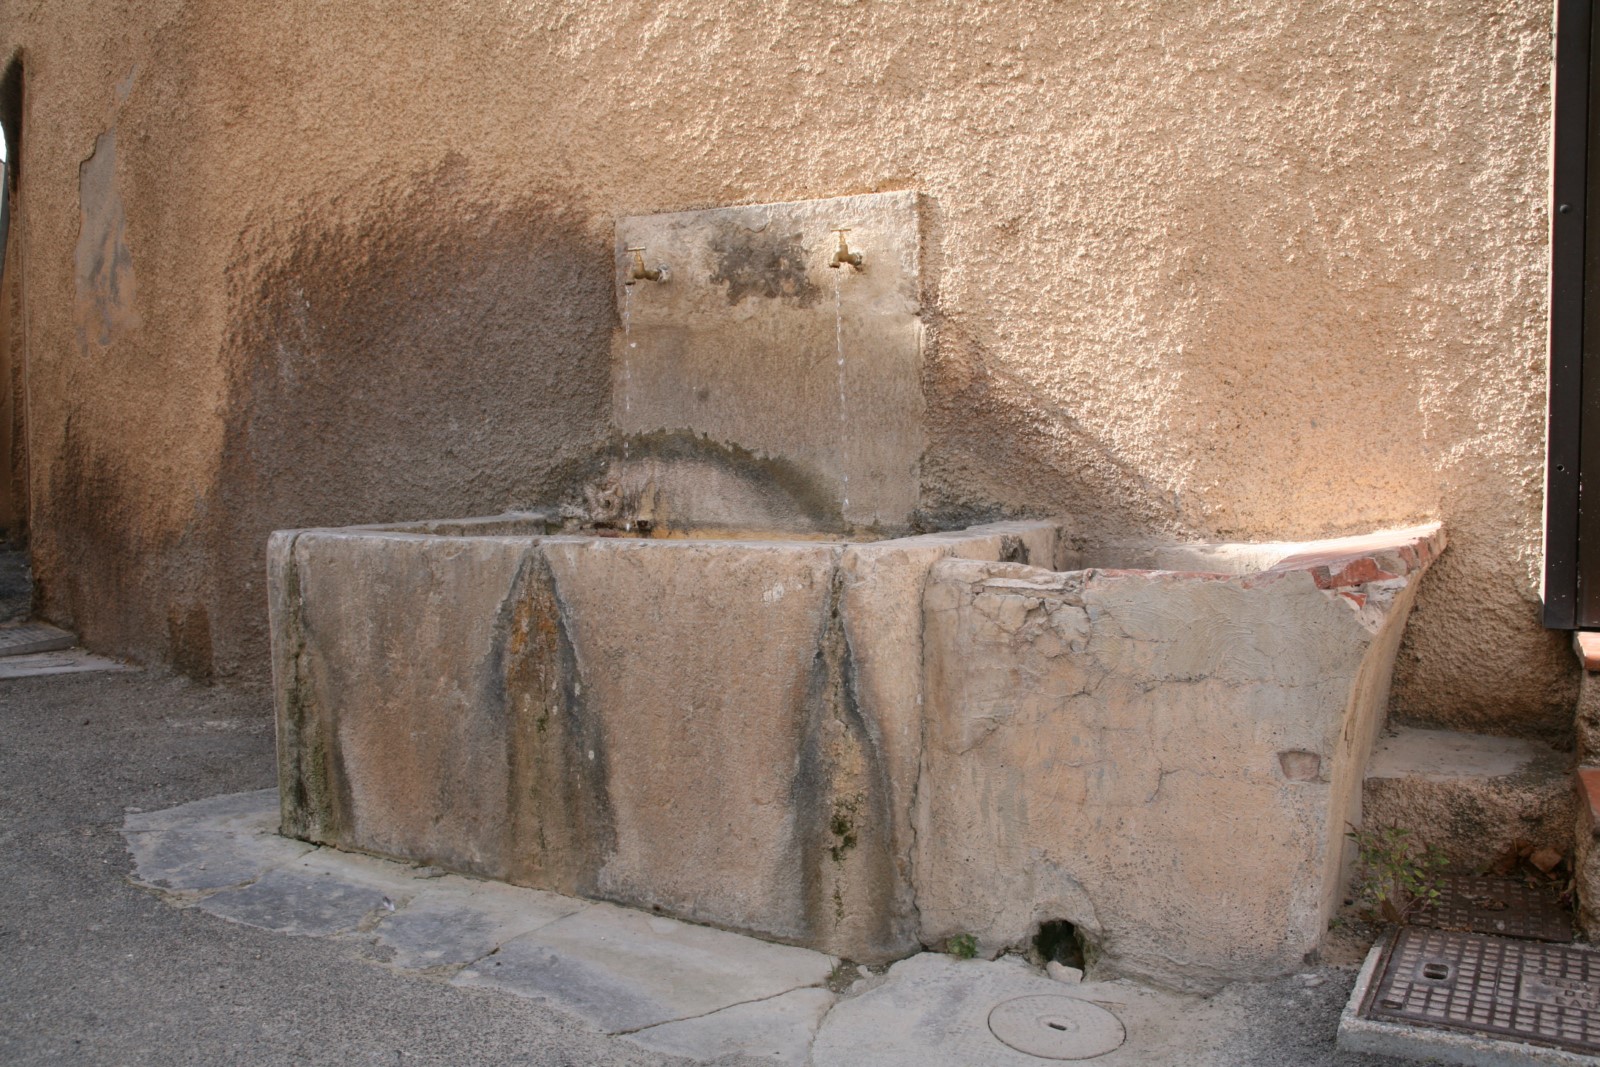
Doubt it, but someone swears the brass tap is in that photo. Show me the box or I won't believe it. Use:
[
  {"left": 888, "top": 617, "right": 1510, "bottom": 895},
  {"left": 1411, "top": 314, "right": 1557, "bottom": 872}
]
[
  {"left": 625, "top": 247, "right": 669, "bottom": 284},
  {"left": 829, "top": 229, "right": 864, "bottom": 270}
]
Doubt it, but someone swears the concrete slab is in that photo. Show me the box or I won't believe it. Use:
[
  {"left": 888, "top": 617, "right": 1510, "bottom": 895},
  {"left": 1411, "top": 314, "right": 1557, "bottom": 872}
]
[
  {"left": 286, "top": 847, "right": 448, "bottom": 898},
  {"left": 1367, "top": 726, "right": 1555, "bottom": 781},
  {"left": 123, "top": 787, "right": 280, "bottom": 834},
  {"left": 453, "top": 900, "right": 836, "bottom": 1033},
  {"left": 0, "top": 648, "right": 127, "bottom": 678},
  {"left": 624, "top": 987, "right": 836, "bottom": 1064},
  {"left": 193, "top": 850, "right": 432, "bottom": 937},
  {"left": 372, "top": 877, "right": 585, "bottom": 971},
  {"left": 116, "top": 785, "right": 1409, "bottom": 1065},
  {"left": 0, "top": 621, "right": 76, "bottom": 657},
  {"left": 812, "top": 953, "right": 1127, "bottom": 1066},
  {"left": 196, "top": 864, "right": 395, "bottom": 936},
  {"left": 123, "top": 827, "right": 313, "bottom": 892},
  {"left": 808, "top": 953, "right": 1337, "bottom": 1067},
  {"left": 1338, "top": 940, "right": 1598, "bottom": 1066}
]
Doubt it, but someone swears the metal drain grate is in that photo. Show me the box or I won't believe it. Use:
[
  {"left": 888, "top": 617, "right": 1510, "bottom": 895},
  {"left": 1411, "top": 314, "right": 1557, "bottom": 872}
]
[
  {"left": 1411, "top": 874, "right": 1574, "bottom": 943},
  {"left": 0, "top": 622, "right": 74, "bottom": 658},
  {"left": 1363, "top": 927, "right": 1600, "bottom": 1054}
]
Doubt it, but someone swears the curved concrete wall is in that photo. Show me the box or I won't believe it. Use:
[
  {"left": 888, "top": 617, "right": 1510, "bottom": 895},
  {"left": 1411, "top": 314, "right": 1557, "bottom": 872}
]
[{"left": 0, "top": 1, "right": 1566, "bottom": 737}]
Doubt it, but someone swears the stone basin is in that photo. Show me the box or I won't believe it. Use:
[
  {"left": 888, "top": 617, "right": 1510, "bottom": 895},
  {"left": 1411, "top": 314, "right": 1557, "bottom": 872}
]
[{"left": 270, "top": 515, "right": 1443, "bottom": 991}]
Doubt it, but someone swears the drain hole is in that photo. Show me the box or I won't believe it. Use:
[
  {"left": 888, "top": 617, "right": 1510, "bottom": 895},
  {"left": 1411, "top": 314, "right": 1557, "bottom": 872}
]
[
  {"left": 1034, "top": 919, "right": 1087, "bottom": 970},
  {"left": 1047, "top": 1022, "right": 1067, "bottom": 1031},
  {"left": 1419, "top": 961, "right": 1454, "bottom": 982}
]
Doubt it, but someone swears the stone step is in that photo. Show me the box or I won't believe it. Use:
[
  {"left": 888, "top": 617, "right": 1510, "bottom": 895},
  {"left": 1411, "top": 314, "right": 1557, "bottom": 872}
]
[
  {"left": 1362, "top": 726, "right": 1572, "bottom": 871},
  {"left": 0, "top": 649, "right": 127, "bottom": 680},
  {"left": 0, "top": 621, "right": 75, "bottom": 658}
]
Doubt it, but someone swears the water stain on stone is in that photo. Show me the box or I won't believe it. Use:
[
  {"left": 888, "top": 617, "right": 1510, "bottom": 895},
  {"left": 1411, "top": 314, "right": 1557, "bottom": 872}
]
[
  {"left": 609, "top": 430, "right": 841, "bottom": 532},
  {"left": 793, "top": 567, "right": 901, "bottom": 959},
  {"left": 500, "top": 547, "right": 616, "bottom": 896},
  {"left": 708, "top": 225, "right": 820, "bottom": 309},
  {"left": 75, "top": 130, "right": 139, "bottom": 351}
]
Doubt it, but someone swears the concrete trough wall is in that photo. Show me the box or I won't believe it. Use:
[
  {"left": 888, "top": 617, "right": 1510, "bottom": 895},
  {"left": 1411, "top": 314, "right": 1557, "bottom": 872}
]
[
  {"left": 916, "top": 524, "right": 1445, "bottom": 990},
  {"left": 271, "top": 518, "right": 1443, "bottom": 984},
  {"left": 272, "top": 519, "right": 1061, "bottom": 963}
]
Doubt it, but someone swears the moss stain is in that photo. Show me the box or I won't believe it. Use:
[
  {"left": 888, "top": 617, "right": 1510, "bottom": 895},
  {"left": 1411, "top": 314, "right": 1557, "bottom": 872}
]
[{"left": 829, "top": 794, "right": 861, "bottom": 863}]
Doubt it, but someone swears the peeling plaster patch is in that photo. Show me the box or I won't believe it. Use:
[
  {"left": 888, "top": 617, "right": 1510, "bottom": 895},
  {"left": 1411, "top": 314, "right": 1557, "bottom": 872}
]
[
  {"left": 1278, "top": 750, "right": 1324, "bottom": 782},
  {"left": 75, "top": 130, "right": 138, "bottom": 351}
]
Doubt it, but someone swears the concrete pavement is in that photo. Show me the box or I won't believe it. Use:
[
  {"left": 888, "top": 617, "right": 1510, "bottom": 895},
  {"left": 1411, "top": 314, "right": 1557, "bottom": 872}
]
[{"left": 1, "top": 667, "right": 1417, "bottom": 1066}]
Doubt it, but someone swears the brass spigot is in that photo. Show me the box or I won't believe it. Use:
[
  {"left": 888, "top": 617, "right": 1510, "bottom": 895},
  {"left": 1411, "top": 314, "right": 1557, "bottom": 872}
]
[
  {"left": 829, "top": 229, "right": 864, "bottom": 270},
  {"left": 625, "top": 247, "right": 669, "bottom": 285}
]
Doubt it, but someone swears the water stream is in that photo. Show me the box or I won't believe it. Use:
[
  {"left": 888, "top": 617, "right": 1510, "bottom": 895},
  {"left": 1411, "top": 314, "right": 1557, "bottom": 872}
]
[
  {"left": 833, "top": 269, "right": 849, "bottom": 518},
  {"left": 621, "top": 282, "right": 635, "bottom": 463}
]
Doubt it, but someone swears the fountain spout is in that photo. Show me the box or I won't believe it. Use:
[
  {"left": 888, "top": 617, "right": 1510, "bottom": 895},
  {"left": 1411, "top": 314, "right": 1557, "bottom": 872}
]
[
  {"left": 828, "top": 229, "right": 864, "bottom": 270},
  {"left": 626, "top": 247, "right": 669, "bottom": 285}
]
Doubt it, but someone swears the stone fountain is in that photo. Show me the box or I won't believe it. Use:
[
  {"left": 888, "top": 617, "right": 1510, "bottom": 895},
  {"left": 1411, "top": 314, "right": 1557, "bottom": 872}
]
[{"left": 269, "top": 192, "right": 1443, "bottom": 992}]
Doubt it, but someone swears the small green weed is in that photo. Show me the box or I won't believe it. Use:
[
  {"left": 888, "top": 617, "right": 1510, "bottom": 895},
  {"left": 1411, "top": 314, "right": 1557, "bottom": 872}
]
[
  {"left": 947, "top": 933, "right": 978, "bottom": 959},
  {"left": 826, "top": 960, "right": 862, "bottom": 993},
  {"left": 1346, "top": 823, "right": 1448, "bottom": 925}
]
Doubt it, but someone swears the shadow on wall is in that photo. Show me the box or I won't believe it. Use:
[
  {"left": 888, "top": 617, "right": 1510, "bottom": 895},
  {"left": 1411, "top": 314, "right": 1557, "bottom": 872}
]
[
  {"left": 195, "top": 157, "right": 613, "bottom": 680},
  {"left": 912, "top": 186, "right": 1571, "bottom": 741},
  {"left": 908, "top": 191, "right": 1189, "bottom": 543},
  {"left": 60, "top": 161, "right": 1562, "bottom": 741},
  {"left": 202, "top": 179, "right": 1191, "bottom": 683},
  {"left": 918, "top": 309, "right": 1189, "bottom": 543}
]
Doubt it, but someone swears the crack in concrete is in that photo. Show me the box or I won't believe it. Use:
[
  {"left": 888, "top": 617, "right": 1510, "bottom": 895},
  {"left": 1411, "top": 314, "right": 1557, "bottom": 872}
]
[
  {"left": 410, "top": 900, "right": 602, "bottom": 975},
  {"left": 614, "top": 980, "right": 830, "bottom": 1037}
]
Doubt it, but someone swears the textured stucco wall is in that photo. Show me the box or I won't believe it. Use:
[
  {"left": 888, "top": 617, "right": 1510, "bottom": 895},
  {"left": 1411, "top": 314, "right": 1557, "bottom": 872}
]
[{"left": 0, "top": 0, "right": 1568, "bottom": 735}]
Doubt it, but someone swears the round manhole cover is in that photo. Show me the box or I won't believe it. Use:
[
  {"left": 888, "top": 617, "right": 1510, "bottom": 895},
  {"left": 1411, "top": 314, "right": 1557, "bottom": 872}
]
[{"left": 987, "top": 995, "right": 1125, "bottom": 1060}]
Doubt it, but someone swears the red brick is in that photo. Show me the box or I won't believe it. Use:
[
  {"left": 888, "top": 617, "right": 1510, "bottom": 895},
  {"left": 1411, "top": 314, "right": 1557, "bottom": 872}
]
[{"left": 1575, "top": 631, "right": 1600, "bottom": 671}]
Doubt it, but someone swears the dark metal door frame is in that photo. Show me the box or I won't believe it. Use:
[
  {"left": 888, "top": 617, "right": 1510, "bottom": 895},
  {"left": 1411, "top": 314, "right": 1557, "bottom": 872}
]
[{"left": 1547, "top": 0, "right": 1593, "bottom": 628}]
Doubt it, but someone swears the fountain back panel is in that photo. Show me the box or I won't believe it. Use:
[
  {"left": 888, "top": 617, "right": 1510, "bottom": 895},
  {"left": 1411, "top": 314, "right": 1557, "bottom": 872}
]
[
  {"left": 269, "top": 195, "right": 1446, "bottom": 990},
  {"left": 611, "top": 192, "right": 921, "bottom": 534}
]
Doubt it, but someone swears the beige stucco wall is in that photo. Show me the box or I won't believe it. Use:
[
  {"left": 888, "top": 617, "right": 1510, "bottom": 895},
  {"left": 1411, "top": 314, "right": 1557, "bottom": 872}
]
[{"left": 0, "top": 0, "right": 1569, "bottom": 735}]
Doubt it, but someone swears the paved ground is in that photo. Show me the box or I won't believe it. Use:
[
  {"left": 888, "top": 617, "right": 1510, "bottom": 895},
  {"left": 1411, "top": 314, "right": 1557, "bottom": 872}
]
[
  {"left": 0, "top": 670, "right": 683, "bottom": 1067},
  {"left": 2, "top": 659, "right": 1422, "bottom": 1065}
]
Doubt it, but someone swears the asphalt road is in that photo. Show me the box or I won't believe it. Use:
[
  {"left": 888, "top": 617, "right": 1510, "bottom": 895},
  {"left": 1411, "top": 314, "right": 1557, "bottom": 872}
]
[{"left": 0, "top": 668, "right": 687, "bottom": 1066}]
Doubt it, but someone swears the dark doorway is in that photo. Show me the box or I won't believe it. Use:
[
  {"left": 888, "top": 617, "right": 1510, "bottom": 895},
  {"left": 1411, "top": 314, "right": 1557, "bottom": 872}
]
[{"left": 0, "top": 54, "right": 22, "bottom": 546}]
